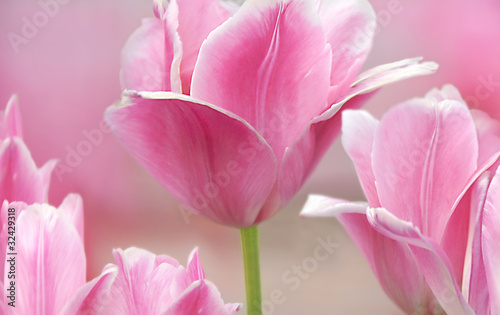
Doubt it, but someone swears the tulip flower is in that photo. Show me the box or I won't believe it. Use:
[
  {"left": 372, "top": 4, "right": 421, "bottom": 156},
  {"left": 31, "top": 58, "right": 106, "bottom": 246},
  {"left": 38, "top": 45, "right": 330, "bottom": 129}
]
[
  {"left": 0, "top": 96, "right": 57, "bottom": 205},
  {"left": 0, "top": 196, "right": 116, "bottom": 315},
  {"left": 107, "top": 0, "right": 436, "bottom": 228},
  {"left": 99, "top": 247, "right": 240, "bottom": 314},
  {"left": 301, "top": 85, "right": 500, "bottom": 314}
]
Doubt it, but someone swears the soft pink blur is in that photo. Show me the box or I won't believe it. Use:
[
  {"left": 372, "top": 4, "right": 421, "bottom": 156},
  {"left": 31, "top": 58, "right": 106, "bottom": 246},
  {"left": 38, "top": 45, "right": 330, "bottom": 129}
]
[{"left": 1, "top": 0, "right": 499, "bottom": 314}]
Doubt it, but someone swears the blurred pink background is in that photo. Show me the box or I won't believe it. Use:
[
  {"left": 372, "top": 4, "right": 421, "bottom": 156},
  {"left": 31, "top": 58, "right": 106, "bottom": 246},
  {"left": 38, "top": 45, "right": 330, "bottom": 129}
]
[{"left": 1, "top": 0, "right": 499, "bottom": 314}]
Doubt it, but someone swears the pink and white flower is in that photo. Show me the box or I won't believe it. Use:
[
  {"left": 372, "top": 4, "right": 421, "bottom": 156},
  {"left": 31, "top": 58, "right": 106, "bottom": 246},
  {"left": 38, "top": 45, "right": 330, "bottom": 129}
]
[
  {"left": 106, "top": 0, "right": 437, "bottom": 227},
  {"left": 99, "top": 247, "right": 240, "bottom": 315},
  {"left": 301, "top": 85, "right": 500, "bottom": 314},
  {"left": 0, "top": 196, "right": 116, "bottom": 315}
]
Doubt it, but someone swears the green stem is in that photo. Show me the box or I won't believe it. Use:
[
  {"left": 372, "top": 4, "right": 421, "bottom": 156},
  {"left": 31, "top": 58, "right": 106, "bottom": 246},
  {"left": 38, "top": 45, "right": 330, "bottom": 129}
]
[{"left": 240, "top": 226, "right": 262, "bottom": 315}]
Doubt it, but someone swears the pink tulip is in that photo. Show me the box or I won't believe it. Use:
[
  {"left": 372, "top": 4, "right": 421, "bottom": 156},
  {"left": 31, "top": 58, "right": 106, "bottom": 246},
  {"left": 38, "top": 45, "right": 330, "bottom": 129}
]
[
  {"left": 99, "top": 247, "right": 240, "bottom": 314},
  {"left": 0, "top": 196, "right": 116, "bottom": 315},
  {"left": 0, "top": 96, "right": 57, "bottom": 206},
  {"left": 302, "top": 85, "right": 500, "bottom": 314},
  {"left": 106, "top": 0, "right": 436, "bottom": 228}
]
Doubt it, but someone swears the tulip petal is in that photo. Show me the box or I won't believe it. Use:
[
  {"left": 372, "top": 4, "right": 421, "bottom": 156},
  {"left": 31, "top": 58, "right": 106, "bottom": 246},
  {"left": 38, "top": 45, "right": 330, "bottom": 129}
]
[
  {"left": 372, "top": 98, "right": 478, "bottom": 240},
  {"left": 176, "top": 0, "right": 232, "bottom": 94},
  {"left": 106, "top": 91, "right": 277, "bottom": 227},
  {"left": 368, "top": 207, "right": 474, "bottom": 315},
  {"left": 301, "top": 195, "right": 426, "bottom": 314},
  {"left": 0, "top": 138, "right": 57, "bottom": 205},
  {"left": 341, "top": 109, "right": 380, "bottom": 206},
  {"left": 121, "top": 8, "right": 182, "bottom": 92},
  {"left": 15, "top": 204, "right": 86, "bottom": 314},
  {"left": 164, "top": 280, "right": 239, "bottom": 315},
  {"left": 316, "top": 0, "right": 376, "bottom": 101},
  {"left": 61, "top": 266, "right": 118, "bottom": 315},
  {"left": 278, "top": 92, "right": 374, "bottom": 209},
  {"left": 439, "top": 190, "right": 471, "bottom": 291},
  {"left": 106, "top": 247, "right": 159, "bottom": 314},
  {"left": 467, "top": 173, "right": 492, "bottom": 315},
  {"left": 440, "top": 140, "right": 500, "bottom": 290},
  {"left": 58, "top": 193, "right": 84, "bottom": 241},
  {"left": 104, "top": 247, "right": 194, "bottom": 314},
  {"left": 191, "top": 0, "right": 332, "bottom": 159},
  {"left": 187, "top": 248, "right": 205, "bottom": 282},
  {"left": 0, "top": 95, "right": 22, "bottom": 140},
  {"left": 479, "top": 167, "right": 500, "bottom": 314}
]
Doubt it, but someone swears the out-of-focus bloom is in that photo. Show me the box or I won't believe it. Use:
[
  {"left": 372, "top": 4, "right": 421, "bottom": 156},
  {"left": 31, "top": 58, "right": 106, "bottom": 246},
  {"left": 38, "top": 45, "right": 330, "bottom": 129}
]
[
  {"left": 106, "top": 0, "right": 437, "bottom": 228},
  {"left": 121, "top": 0, "right": 234, "bottom": 94},
  {"left": 100, "top": 247, "right": 240, "bottom": 314},
  {"left": 302, "top": 85, "right": 500, "bottom": 314},
  {"left": 0, "top": 197, "right": 116, "bottom": 315},
  {"left": 0, "top": 96, "right": 56, "bottom": 205},
  {"left": 0, "top": 97, "right": 115, "bottom": 314}
]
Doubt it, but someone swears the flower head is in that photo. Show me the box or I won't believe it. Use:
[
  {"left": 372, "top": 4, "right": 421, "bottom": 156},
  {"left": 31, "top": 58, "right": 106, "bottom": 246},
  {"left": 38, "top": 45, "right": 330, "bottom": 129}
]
[
  {"left": 302, "top": 85, "right": 500, "bottom": 314},
  {"left": 107, "top": 0, "right": 437, "bottom": 227}
]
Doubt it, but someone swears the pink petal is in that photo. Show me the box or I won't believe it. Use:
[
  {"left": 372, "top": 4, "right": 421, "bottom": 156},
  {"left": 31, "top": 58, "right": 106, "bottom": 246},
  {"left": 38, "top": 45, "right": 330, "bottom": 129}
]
[
  {"left": 317, "top": 0, "right": 376, "bottom": 101},
  {"left": 441, "top": 141, "right": 500, "bottom": 290},
  {"left": 0, "top": 95, "right": 22, "bottom": 140},
  {"left": 146, "top": 263, "right": 185, "bottom": 313},
  {"left": 301, "top": 196, "right": 425, "bottom": 314},
  {"left": 439, "top": 190, "right": 471, "bottom": 291},
  {"left": 58, "top": 193, "right": 84, "bottom": 241},
  {"left": 103, "top": 247, "right": 182, "bottom": 314},
  {"left": 331, "top": 58, "right": 438, "bottom": 109},
  {"left": 164, "top": 280, "right": 239, "bottom": 315},
  {"left": 120, "top": 8, "right": 182, "bottom": 92},
  {"left": 372, "top": 98, "right": 478, "bottom": 240},
  {"left": 368, "top": 207, "right": 474, "bottom": 315},
  {"left": 175, "top": 0, "right": 232, "bottom": 94},
  {"left": 191, "top": 0, "right": 332, "bottom": 160},
  {"left": 0, "top": 138, "right": 57, "bottom": 204},
  {"left": 106, "top": 247, "right": 159, "bottom": 314},
  {"left": 479, "top": 167, "right": 500, "bottom": 314},
  {"left": 467, "top": 173, "right": 492, "bottom": 315},
  {"left": 341, "top": 109, "right": 380, "bottom": 206},
  {"left": 15, "top": 204, "right": 86, "bottom": 314},
  {"left": 278, "top": 92, "right": 375, "bottom": 212},
  {"left": 61, "top": 266, "right": 118, "bottom": 315},
  {"left": 187, "top": 248, "right": 205, "bottom": 282},
  {"left": 106, "top": 91, "right": 278, "bottom": 227}
]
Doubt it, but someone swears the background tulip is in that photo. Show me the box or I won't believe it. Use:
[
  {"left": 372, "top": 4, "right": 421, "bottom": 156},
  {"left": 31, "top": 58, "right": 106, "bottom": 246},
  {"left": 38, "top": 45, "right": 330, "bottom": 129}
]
[
  {"left": 100, "top": 247, "right": 240, "bottom": 315},
  {"left": 0, "top": 197, "right": 116, "bottom": 315}
]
